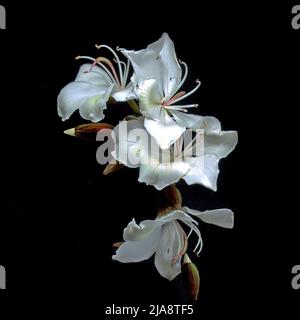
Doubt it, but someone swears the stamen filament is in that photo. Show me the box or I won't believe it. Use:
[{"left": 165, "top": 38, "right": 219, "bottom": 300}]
[
  {"left": 123, "top": 59, "right": 130, "bottom": 85},
  {"left": 168, "top": 80, "right": 201, "bottom": 105},
  {"left": 75, "top": 55, "right": 116, "bottom": 85},
  {"left": 169, "top": 60, "right": 189, "bottom": 98},
  {"left": 96, "top": 44, "right": 124, "bottom": 86},
  {"left": 95, "top": 56, "right": 121, "bottom": 87},
  {"left": 168, "top": 104, "right": 198, "bottom": 109},
  {"left": 164, "top": 106, "right": 188, "bottom": 112},
  {"left": 180, "top": 219, "right": 202, "bottom": 255},
  {"left": 172, "top": 221, "right": 188, "bottom": 263},
  {"left": 163, "top": 91, "right": 186, "bottom": 106}
]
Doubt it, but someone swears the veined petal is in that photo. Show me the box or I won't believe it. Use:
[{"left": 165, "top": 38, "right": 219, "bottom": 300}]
[
  {"left": 144, "top": 113, "right": 185, "bottom": 149},
  {"left": 113, "top": 226, "right": 161, "bottom": 263},
  {"left": 57, "top": 81, "right": 112, "bottom": 121},
  {"left": 182, "top": 207, "right": 234, "bottom": 228},
  {"left": 75, "top": 63, "right": 112, "bottom": 86}
]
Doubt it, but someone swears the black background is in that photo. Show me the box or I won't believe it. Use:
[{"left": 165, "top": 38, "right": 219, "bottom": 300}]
[{"left": 0, "top": 1, "right": 298, "bottom": 317}]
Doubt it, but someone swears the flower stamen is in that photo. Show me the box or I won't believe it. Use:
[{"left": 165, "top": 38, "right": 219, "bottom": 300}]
[
  {"left": 94, "top": 56, "right": 121, "bottom": 87},
  {"left": 75, "top": 55, "right": 117, "bottom": 85},
  {"left": 168, "top": 80, "right": 201, "bottom": 106},
  {"left": 171, "top": 221, "right": 188, "bottom": 263},
  {"left": 163, "top": 91, "right": 186, "bottom": 106},
  {"left": 95, "top": 44, "right": 124, "bottom": 86}
]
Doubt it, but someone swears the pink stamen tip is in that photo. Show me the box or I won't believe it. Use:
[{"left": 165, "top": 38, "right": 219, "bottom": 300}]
[{"left": 163, "top": 91, "right": 186, "bottom": 106}]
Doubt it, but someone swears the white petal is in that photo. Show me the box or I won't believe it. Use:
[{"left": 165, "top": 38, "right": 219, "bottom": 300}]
[
  {"left": 170, "top": 110, "right": 205, "bottom": 129},
  {"left": 154, "top": 253, "right": 182, "bottom": 281},
  {"left": 122, "top": 33, "right": 182, "bottom": 99},
  {"left": 123, "top": 218, "right": 165, "bottom": 241},
  {"left": 123, "top": 210, "right": 193, "bottom": 241},
  {"left": 172, "top": 114, "right": 222, "bottom": 132},
  {"left": 144, "top": 114, "right": 185, "bottom": 149},
  {"left": 57, "top": 81, "right": 112, "bottom": 121},
  {"left": 113, "top": 226, "right": 161, "bottom": 263},
  {"left": 183, "top": 154, "right": 219, "bottom": 191},
  {"left": 78, "top": 88, "right": 112, "bottom": 122},
  {"left": 204, "top": 130, "right": 238, "bottom": 158},
  {"left": 183, "top": 127, "right": 238, "bottom": 190},
  {"left": 154, "top": 222, "right": 182, "bottom": 281},
  {"left": 111, "top": 82, "right": 137, "bottom": 102},
  {"left": 75, "top": 64, "right": 112, "bottom": 85},
  {"left": 147, "top": 33, "right": 182, "bottom": 98},
  {"left": 138, "top": 160, "right": 190, "bottom": 190},
  {"left": 138, "top": 79, "right": 164, "bottom": 120},
  {"left": 200, "top": 116, "right": 222, "bottom": 132},
  {"left": 182, "top": 207, "right": 234, "bottom": 228},
  {"left": 122, "top": 49, "right": 164, "bottom": 94}
]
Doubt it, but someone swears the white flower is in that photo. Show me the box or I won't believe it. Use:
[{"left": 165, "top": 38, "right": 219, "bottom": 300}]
[
  {"left": 113, "top": 207, "right": 233, "bottom": 281},
  {"left": 121, "top": 33, "right": 202, "bottom": 149},
  {"left": 112, "top": 117, "right": 238, "bottom": 191},
  {"left": 57, "top": 45, "right": 136, "bottom": 122}
]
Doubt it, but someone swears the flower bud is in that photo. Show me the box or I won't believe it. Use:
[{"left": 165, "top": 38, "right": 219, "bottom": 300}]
[
  {"left": 103, "top": 160, "right": 124, "bottom": 176},
  {"left": 183, "top": 254, "right": 200, "bottom": 300},
  {"left": 64, "top": 123, "right": 113, "bottom": 141}
]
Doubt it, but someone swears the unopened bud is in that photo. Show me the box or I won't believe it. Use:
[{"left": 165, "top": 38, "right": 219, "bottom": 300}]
[
  {"left": 64, "top": 123, "right": 113, "bottom": 141},
  {"left": 112, "top": 242, "right": 124, "bottom": 248},
  {"left": 183, "top": 254, "right": 200, "bottom": 300},
  {"left": 103, "top": 160, "right": 124, "bottom": 176}
]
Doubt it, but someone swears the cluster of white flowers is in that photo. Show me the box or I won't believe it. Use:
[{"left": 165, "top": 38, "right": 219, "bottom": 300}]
[{"left": 58, "top": 33, "right": 238, "bottom": 287}]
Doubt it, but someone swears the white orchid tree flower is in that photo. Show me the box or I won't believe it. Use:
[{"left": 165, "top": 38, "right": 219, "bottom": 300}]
[
  {"left": 121, "top": 33, "right": 203, "bottom": 149},
  {"left": 113, "top": 207, "right": 233, "bottom": 281},
  {"left": 112, "top": 117, "right": 238, "bottom": 191},
  {"left": 58, "top": 45, "right": 136, "bottom": 122}
]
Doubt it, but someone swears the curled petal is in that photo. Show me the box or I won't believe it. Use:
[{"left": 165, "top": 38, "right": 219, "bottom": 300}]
[
  {"left": 75, "top": 63, "right": 113, "bottom": 85},
  {"left": 113, "top": 226, "right": 161, "bottom": 263},
  {"left": 57, "top": 81, "right": 113, "bottom": 122},
  {"left": 182, "top": 207, "right": 234, "bottom": 228}
]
